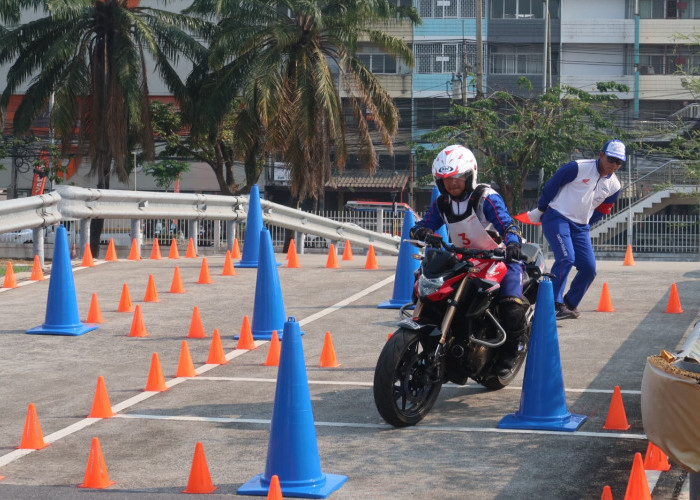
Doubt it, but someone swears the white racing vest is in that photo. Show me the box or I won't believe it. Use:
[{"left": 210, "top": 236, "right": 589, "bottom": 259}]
[
  {"left": 548, "top": 159, "right": 621, "bottom": 225},
  {"left": 445, "top": 212, "right": 500, "bottom": 250}
]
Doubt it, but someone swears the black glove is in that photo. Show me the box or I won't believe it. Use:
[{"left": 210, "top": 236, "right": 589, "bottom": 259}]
[
  {"left": 425, "top": 233, "right": 444, "bottom": 247},
  {"left": 411, "top": 226, "right": 433, "bottom": 241},
  {"left": 506, "top": 243, "right": 521, "bottom": 263}
]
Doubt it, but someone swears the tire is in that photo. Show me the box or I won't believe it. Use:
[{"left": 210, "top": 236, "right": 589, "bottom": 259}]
[{"left": 373, "top": 328, "right": 442, "bottom": 427}]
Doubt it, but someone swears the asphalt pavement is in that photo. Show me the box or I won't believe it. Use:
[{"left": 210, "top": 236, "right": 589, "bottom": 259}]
[{"left": 0, "top": 248, "right": 698, "bottom": 499}]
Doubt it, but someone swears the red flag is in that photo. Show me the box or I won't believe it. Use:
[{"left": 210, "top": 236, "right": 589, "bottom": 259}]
[{"left": 514, "top": 212, "right": 541, "bottom": 226}]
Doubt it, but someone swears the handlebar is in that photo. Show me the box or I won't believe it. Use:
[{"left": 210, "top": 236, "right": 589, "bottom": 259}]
[{"left": 403, "top": 238, "right": 506, "bottom": 260}]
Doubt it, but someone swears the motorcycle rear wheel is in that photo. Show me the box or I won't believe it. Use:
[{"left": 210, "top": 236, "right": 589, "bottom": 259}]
[{"left": 373, "top": 328, "right": 442, "bottom": 427}]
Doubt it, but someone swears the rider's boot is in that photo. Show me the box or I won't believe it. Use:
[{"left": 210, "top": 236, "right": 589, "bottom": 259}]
[{"left": 495, "top": 297, "right": 527, "bottom": 378}]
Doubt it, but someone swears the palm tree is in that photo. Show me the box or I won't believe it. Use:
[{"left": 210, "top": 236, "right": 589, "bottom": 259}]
[
  {"left": 186, "top": 0, "right": 419, "bottom": 205},
  {"left": 0, "top": 0, "right": 208, "bottom": 255}
]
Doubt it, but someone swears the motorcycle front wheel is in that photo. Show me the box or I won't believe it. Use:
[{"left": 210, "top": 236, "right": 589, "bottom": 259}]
[{"left": 373, "top": 328, "right": 442, "bottom": 427}]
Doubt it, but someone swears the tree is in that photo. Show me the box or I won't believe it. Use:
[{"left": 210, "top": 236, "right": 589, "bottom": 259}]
[
  {"left": 142, "top": 158, "right": 190, "bottom": 192},
  {"left": 150, "top": 99, "right": 257, "bottom": 195},
  {"left": 0, "top": 0, "right": 207, "bottom": 255},
  {"left": 417, "top": 79, "right": 629, "bottom": 212},
  {"left": 185, "top": 0, "right": 420, "bottom": 205}
]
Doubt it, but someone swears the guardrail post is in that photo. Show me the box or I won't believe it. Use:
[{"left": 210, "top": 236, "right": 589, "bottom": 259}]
[
  {"left": 295, "top": 231, "right": 304, "bottom": 255},
  {"left": 32, "top": 228, "right": 44, "bottom": 266},
  {"left": 79, "top": 219, "right": 90, "bottom": 258},
  {"left": 226, "top": 220, "right": 235, "bottom": 252},
  {"left": 188, "top": 220, "right": 198, "bottom": 254},
  {"left": 214, "top": 220, "right": 221, "bottom": 250},
  {"left": 376, "top": 209, "right": 384, "bottom": 235},
  {"left": 131, "top": 219, "right": 142, "bottom": 254}
]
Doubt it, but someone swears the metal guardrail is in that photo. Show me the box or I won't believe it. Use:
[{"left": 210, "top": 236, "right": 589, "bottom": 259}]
[{"left": 0, "top": 186, "right": 401, "bottom": 263}]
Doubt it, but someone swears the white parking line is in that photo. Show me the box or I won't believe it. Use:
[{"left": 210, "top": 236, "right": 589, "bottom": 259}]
[
  {"left": 191, "top": 376, "right": 642, "bottom": 394},
  {"left": 113, "top": 412, "right": 648, "bottom": 440}
]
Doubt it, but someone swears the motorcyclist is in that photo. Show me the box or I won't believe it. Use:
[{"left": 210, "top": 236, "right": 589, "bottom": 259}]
[{"left": 410, "top": 145, "right": 526, "bottom": 378}]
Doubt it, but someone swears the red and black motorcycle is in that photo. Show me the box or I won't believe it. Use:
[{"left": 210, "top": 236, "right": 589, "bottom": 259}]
[{"left": 373, "top": 238, "right": 546, "bottom": 427}]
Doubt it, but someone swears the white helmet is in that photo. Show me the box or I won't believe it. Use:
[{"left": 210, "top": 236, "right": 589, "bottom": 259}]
[{"left": 432, "top": 145, "right": 478, "bottom": 196}]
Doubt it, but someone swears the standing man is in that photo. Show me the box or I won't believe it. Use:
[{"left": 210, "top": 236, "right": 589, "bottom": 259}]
[{"left": 526, "top": 140, "right": 625, "bottom": 319}]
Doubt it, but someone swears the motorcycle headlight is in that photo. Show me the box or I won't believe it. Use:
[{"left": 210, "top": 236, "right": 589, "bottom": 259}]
[{"left": 418, "top": 275, "right": 444, "bottom": 298}]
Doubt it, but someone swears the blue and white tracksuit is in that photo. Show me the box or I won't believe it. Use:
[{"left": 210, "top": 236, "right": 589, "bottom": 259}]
[
  {"left": 537, "top": 159, "right": 621, "bottom": 308},
  {"left": 413, "top": 185, "right": 523, "bottom": 298}
]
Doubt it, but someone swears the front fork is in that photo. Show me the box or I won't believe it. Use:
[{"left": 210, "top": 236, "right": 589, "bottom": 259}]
[{"left": 433, "top": 276, "right": 471, "bottom": 379}]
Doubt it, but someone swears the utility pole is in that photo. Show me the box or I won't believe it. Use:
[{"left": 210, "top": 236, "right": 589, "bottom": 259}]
[
  {"left": 475, "top": 0, "right": 484, "bottom": 99},
  {"left": 462, "top": 39, "right": 469, "bottom": 106},
  {"left": 543, "top": 0, "right": 549, "bottom": 92}
]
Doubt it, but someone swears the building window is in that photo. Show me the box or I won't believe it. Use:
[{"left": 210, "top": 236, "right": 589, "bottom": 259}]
[
  {"left": 490, "top": 0, "right": 559, "bottom": 19},
  {"left": 358, "top": 54, "right": 398, "bottom": 74},
  {"left": 415, "top": 98, "right": 452, "bottom": 129},
  {"left": 418, "top": 0, "right": 484, "bottom": 18},
  {"left": 640, "top": 46, "right": 700, "bottom": 74},
  {"left": 416, "top": 43, "right": 459, "bottom": 73},
  {"left": 640, "top": 0, "right": 700, "bottom": 18},
  {"left": 490, "top": 46, "right": 544, "bottom": 74}
]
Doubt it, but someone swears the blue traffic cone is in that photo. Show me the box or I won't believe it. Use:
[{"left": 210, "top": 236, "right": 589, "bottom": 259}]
[
  {"left": 237, "top": 317, "right": 347, "bottom": 498},
  {"left": 27, "top": 225, "right": 98, "bottom": 336},
  {"left": 430, "top": 186, "right": 449, "bottom": 242},
  {"left": 498, "top": 278, "right": 587, "bottom": 431},
  {"left": 238, "top": 184, "right": 264, "bottom": 268},
  {"left": 248, "top": 228, "right": 286, "bottom": 340},
  {"left": 378, "top": 210, "right": 420, "bottom": 309}
]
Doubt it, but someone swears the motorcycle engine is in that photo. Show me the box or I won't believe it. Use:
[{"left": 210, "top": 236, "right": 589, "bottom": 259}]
[{"left": 465, "top": 318, "right": 495, "bottom": 375}]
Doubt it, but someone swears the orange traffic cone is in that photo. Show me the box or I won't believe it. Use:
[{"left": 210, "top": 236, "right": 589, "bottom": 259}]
[
  {"left": 222, "top": 250, "right": 237, "bottom": 276},
  {"left": 624, "top": 453, "right": 652, "bottom": 500},
  {"left": 236, "top": 316, "right": 257, "bottom": 350},
  {"left": 603, "top": 385, "right": 630, "bottom": 430},
  {"left": 169, "top": 238, "right": 180, "bottom": 259},
  {"left": 287, "top": 239, "right": 301, "bottom": 268},
  {"left": 600, "top": 485, "right": 613, "bottom": 500},
  {"left": 197, "top": 257, "right": 213, "bottom": 284},
  {"left": 105, "top": 238, "right": 118, "bottom": 261},
  {"left": 128, "top": 305, "right": 148, "bottom": 337},
  {"left": 644, "top": 441, "right": 671, "bottom": 471},
  {"left": 143, "top": 274, "right": 160, "bottom": 302},
  {"left": 319, "top": 331, "right": 340, "bottom": 368},
  {"left": 117, "top": 283, "right": 134, "bottom": 312},
  {"left": 145, "top": 352, "right": 168, "bottom": 391},
  {"left": 18, "top": 403, "right": 48, "bottom": 449},
  {"left": 78, "top": 437, "right": 115, "bottom": 489},
  {"left": 3, "top": 262, "right": 17, "bottom": 288},
  {"left": 597, "top": 282, "right": 614, "bottom": 312},
  {"left": 176, "top": 340, "right": 197, "bottom": 377},
  {"left": 342, "top": 240, "right": 353, "bottom": 261},
  {"left": 207, "top": 329, "right": 228, "bottom": 365},
  {"left": 665, "top": 283, "right": 684, "bottom": 313},
  {"left": 86, "top": 293, "right": 104, "bottom": 323},
  {"left": 188, "top": 306, "right": 206, "bottom": 339},
  {"left": 128, "top": 238, "right": 140, "bottom": 261},
  {"left": 267, "top": 475, "right": 283, "bottom": 500},
  {"left": 623, "top": 244, "right": 635, "bottom": 266},
  {"left": 81, "top": 244, "right": 95, "bottom": 267},
  {"left": 183, "top": 442, "right": 217, "bottom": 494},
  {"left": 365, "top": 245, "right": 379, "bottom": 270},
  {"left": 325, "top": 244, "right": 340, "bottom": 269},
  {"left": 231, "top": 238, "right": 242, "bottom": 259},
  {"left": 30, "top": 255, "right": 45, "bottom": 281},
  {"left": 150, "top": 239, "right": 162, "bottom": 260},
  {"left": 263, "top": 330, "right": 281, "bottom": 367},
  {"left": 170, "top": 266, "right": 186, "bottom": 294},
  {"left": 88, "top": 376, "right": 114, "bottom": 418},
  {"left": 186, "top": 237, "right": 197, "bottom": 258}
]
